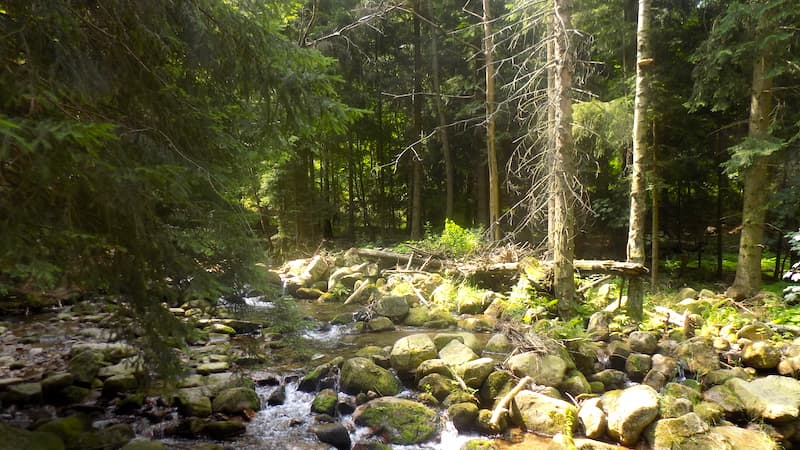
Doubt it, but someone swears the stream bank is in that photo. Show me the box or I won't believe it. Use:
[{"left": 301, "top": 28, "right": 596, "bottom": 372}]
[{"left": 2, "top": 251, "right": 800, "bottom": 449}]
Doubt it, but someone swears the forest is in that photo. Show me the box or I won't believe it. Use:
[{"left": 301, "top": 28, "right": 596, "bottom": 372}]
[{"left": 1, "top": 0, "right": 800, "bottom": 449}]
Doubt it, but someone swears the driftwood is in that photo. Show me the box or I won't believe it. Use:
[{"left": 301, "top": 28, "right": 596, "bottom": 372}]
[
  {"left": 489, "top": 375, "right": 532, "bottom": 428},
  {"left": 344, "top": 280, "right": 374, "bottom": 305}
]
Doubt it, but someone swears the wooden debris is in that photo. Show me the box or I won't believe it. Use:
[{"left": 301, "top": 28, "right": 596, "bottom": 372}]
[{"left": 489, "top": 375, "right": 532, "bottom": 428}]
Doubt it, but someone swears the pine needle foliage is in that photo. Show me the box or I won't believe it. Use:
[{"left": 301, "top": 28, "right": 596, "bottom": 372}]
[{"left": 0, "top": 0, "right": 350, "bottom": 373}]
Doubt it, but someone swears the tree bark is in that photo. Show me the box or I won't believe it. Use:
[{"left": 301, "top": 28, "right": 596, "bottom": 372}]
[
  {"left": 483, "top": 0, "right": 501, "bottom": 241},
  {"left": 410, "top": 1, "right": 424, "bottom": 240},
  {"left": 550, "top": 0, "right": 577, "bottom": 318},
  {"left": 727, "top": 13, "right": 774, "bottom": 299},
  {"left": 626, "top": 0, "right": 651, "bottom": 321},
  {"left": 426, "top": 0, "right": 455, "bottom": 219}
]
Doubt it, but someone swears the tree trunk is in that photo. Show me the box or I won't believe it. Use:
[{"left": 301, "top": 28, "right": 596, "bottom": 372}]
[
  {"left": 550, "top": 0, "right": 577, "bottom": 318},
  {"left": 651, "top": 120, "right": 659, "bottom": 289},
  {"left": 483, "top": 0, "right": 501, "bottom": 241},
  {"left": 409, "top": 1, "right": 425, "bottom": 240},
  {"left": 727, "top": 15, "right": 774, "bottom": 299},
  {"left": 626, "top": 0, "right": 651, "bottom": 321},
  {"left": 426, "top": 0, "right": 455, "bottom": 220}
]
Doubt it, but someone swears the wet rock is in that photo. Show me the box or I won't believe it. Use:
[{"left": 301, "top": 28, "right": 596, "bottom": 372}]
[
  {"left": 267, "top": 385, "right": 286, "bottom": 406},
  {"left": 353, "top": 397, "right": 440, "bottom": 445},
  {"left": 418, "top": 373, "right": 459, "bottom": 402},
  {"left": 311, "top": 389, "right": 338, "bottom": 416},
  {"left": 587, "top": 311, "right": 613, "bottom": 340},
  {"left": 507, "top": 352, "right": 568, "bottom": 387},
  {"left": 102, "top": 373, "right": 138, "bottom": 397},
  {"left": 703, "top": 383, "right": 745, "bottom": 416},
  {"left": 712, "top": 425, "right": 778, "bottom": 450},
  {"left": 70, "top": 343, "right": 136, "bottom": 362},
  {"left": 590, "top": 369, "right": 626, "bottom": 391},
  {"left": 0, "top": 422, "right": 64, "bottom": 450},
  {"left": 607, "top": 340, "right": 631, "bottom": 371},
  {"left": 511, "top": 390, "right": 578, "bottom": 436},
  {"left": 460, "top": 358, "right": 495, "bottom": 389},
  {"left": 300, "top": 360, "right": 340, "bottom": 393},
  {"left": 702, "top": 367, "right": 752, "bottom": 387},
  {"left": 206, "top": 323, "right": 237, "bottom": 335},
  {"left": 390, "top": 334, "right": 438, "bottom": 374},
  {"left": 367, "top": 316, "right": 394, "bottom": 331},
  {"left": 664, "top": 382, "right": 702, "bottom": 404},
  {"left": 212, "top": 387, "right": 261, "bottom": 415},
  {"left": 41, "top": 373, "right": 74, "bottom": 397},
  {"left": 375, "top": 295, "right": 409, "bottom": 321},
  {"left": 120, "top": 440, "right": 167, "bottom": 450},
  {"left": 203, "top": 420, "right": 246, "bottom": 439},
  {"left": 661, "top": 397, "right": 693, "bottom": 418},
  {"left": 449, "top": 402, "right": 479, "bottom": 432},
  {"left": 177, "top": 389, "right": 212, "bottom": 418},
  {"left": 98, "top": 359, "right": 143, "bottom": 379},
  {"left": 625, "top": 353, "right": 652, "bottom": 382},
  {"left": 725, "top": 375, "right": 800, "bottom": 421},
  {"left": 116, "top": 393, "right": 145, "bottom": 413},
  {"left": 5, "top": 381, "right": 43, "bottom": 404},
  {"left": 643, "top": 354, "right": 678, "bottom": 391},
  {"left": 629, "top": 331, "right": 659, "bottom": 354},
  {"left": 91, "top": 423, "right": 135, "bottom": 449},
  {"left": 601, "top": 384, "right": 660, "bottom": 446},
  {"left": 742, "top": 341, "right": 781, "bottom": 369},
  {"left": 313, "top": 422, "right": 351, "bottom": 450},
  {"left": 578, "top": 397, "right": 606, "bottom": 439},
  {"left": 484, "top": 333, "right": 512, "bottom": 353},
  {"left": 341, "top": 357, "right": 401, "bottom": 396},
  {"left": 439, "top": 339, "right": 478, "bottom": 367}
]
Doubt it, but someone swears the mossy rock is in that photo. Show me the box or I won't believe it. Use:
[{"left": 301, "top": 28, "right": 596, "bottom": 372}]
[
  {"left": 353, "top": 397, "right": 440, "bottom": 445},
  {"left": 211, "top": 387, "right": 261, "bottom": 415},
  {"left": 340, "top": 357, "right": 401, "bottom": 396},
  {"left": 390, "top": 334, "right": 438, "bottom": 374},
  {"left": 311, "top": 389, "right": 338, "bottom": 416},
  {"left": 177, "top": 389, "right": 212, "bottom": 418},
  {"left": 462, "top": 439, "right": 498, "bottom": 450},
  {"left": 0, "top": 423, "right": 64, "bottom": 450},
  {"left": 35, "top": 415, "right": 90, "bottom": 449},
  {"left": 417, "top": 373, "right": 459, "bottom": 402},
  {"left": 120, "top": 440, "right": 167, "bottom": 450},
  {"left": 448, "top": 402, "right": 479, "bottom": 432},
  {"left": 404, "top": 307, "right": 430, "bottom": 326},
  {"left": 202, "top": 420, "right": 246, "bottom": 439},
  {"left": 479, "top": 370, "right": 513, "bottom": 407}
]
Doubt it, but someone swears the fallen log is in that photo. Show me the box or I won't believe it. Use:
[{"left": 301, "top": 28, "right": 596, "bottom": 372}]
[{"left": 347, "top": 248, "right": 443, "bottom": 270}]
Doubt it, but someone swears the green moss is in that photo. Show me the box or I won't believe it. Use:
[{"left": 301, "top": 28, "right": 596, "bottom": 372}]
[
  {"left": 355, "top": 398, "right": 439, "bottom": 445},
  {"left": 311, "top": 389, "right": 337, "bottom": 416}
]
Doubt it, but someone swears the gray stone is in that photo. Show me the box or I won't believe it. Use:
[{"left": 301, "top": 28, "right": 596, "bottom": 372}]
[
  {"left": 433, "top": 332, "right": 482, "bottom": 352},
  {"left": 512, "top": 390, "right": 577, "bottom": 436},
  {"left": 629, "top": 331, "right": 658, "bottom": 354},
  {"left": 677, "top": 338, "right": 720, "bottom": 376},
  {"left": 41, "top": 373, "right": 74, "bottom": 395},
  {"left": 390, "top": 334, "right": 438, "bottom": 374},
  {"left": 102, "top": 373, "right": 138, "bottom": 397},
  {"left": 625, "top": 353, "right": 652, "bottom": 381},
  {"left": 416, "top": 359, "right": 452, "bottom": 379},
  {"left": 69, "top": 350, "right": 103, "bottom": 386},
  {"left": 459, "top": 358, "right": 495, "bottom": 389},
  {"left": 211, "top": 387, "right": 261, "bottom": 415},
  {"left": 375, "top": 295, "right": 410, "bottom": 320},
  {"left": 590, "top": 369, "right": 627, "bottom": 391},
  {"left": 312, "top": 422, "right": 351, "bottom": 450},
  {"left": 367, "top": 316, "right": 395, "bottom": 331},
  {"left": 507, "top": 352, "right": 568, "bottom": 387},
  {"left": 202, "top": 420, "right": 246, "bottom": 439},
  {"left": 652, "top": 412, "right": 710, "bottom": 450},
  {"left": 177, "top": 389, "right": 212, "bottom": 418},
  {"left": 601, "top": 384, "right": 660, "bottom": 446},
  {"left": 578, "top": 397, "right": 606, "bottom": 439},
  {"left": 5, "top": 382, "right": 43, "bottom": 404},
  {"left": 196, "top": 361, "right": 230, "bottom": 375},
  {"left": 70, "top": 343, "right": 136, "bottom": 362},
  {"left": 484, "top": 334, "right": 512, "bottom": 353},
  {"left": 439, "top": 339, "right": 478, "bottom": 367},
  {"left": 725, "top": 375, "right": 800, "bottom": 421},
  {"left": 340, "top": 357, "right": 401, "bottom": 396},
  {"left": 742, "top": 341, "right": 781, "bottom": 369}
]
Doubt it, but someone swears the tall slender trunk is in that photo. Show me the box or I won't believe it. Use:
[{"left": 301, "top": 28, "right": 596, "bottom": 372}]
[
  {"left": 551, "top": 0, "right": 577, "bottom": 318},
  {"left": 410, "top": 0, "right": 424, "bottom": 240},
  {"left": 626, "top": 0, "right": 651, "bottom": 321},
  {"left": 483, "top": 0, "right": 501, "bottom": 241},
  {"left": 426, "top": 0, "right": 455, "bottom": 219},
  {"left": 727, "top": 14, "right": 775, "bottom": 299}
]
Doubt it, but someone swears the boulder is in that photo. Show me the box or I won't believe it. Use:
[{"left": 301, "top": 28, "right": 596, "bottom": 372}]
[
  {"left": 353, "top": 397, "right": 440, "bottom": 445},
  {"left": 196, "top": 362, "right": 230, "bottom": 375},
  {"left": 439, "top": 339, "right": 478, "bottom": 367},
  {"left": 202, "top": 420, "right": 246, "bottom": 439},
  {"left": 484, "top": 334, "right": 512, "bottom": 353},
  {"left": 629, "top": 331, "right": 658, "bottom": 354},
  {"left": 702, "top": 384, "right": 745, "bottom": 416},
  {"left": 311, "top": 389, "right": 338, "bottom": 416},
  {"left": 0, "top": 422, "right": 64, "bottom": 450},
  {"left": 93, "top": 423, "right": 135, "bottom": 450},
  {"left": 511, "top": 390, "right": 578, "bottom": 436},
  {"left": 176, "top": 389, "right": 212, "bottom": 418},
  {"left": 375, "top": 295, "right": 410, "bottom": 320},
  {"left": 651, "top": 412, "right": 712, "bottom": 450},
  {"left": 578, "top": 397, "right": 606, "bottom": 439},
  {"left": 416, "top": 359, "right": 452, "bottom": 379},
  {"left": 367, "top": 316, "right": 395, "bottom": 331},
  {"left": 70, "top": 343, "right": 136, "bottom": 362},
  {"left": 404, "top": 307, "right": 430, "bottom": 326},
  {"left": 69, "top": 350, "right": 103, "bottom": 386},
  {"left": 5, "top": 382, "right": 43, "bottom": 404},
  {"left": 507, "top": 352, "right": 568, "bottom": 387},
  {"left": 742, "top": 341, "right": 781, "bottom": 370},
  {"left": 677, "top": 338, "right": 720, "bottom": 376},
  {"left": 479, "top": 370, "right": 513, "bottom": 407},
  {"left": 625, "top": 353, "right": 652, "bottom": 382},
  {"left": 433, "top": 332, "right": 482, "bottom": 353},
  {"left": 601, "top": 384, "right": 660, "bottom": 446},
  {"left": 559, "top": 370, "right": 591, "bottom": 397},
  {"left": 590, "top": 369, "right": 627, "bottom": 391},
  {"left": 448, "top": 402, "right": 479, "bottom": 432},
  {"left": 41, "top": 373, "right": 74, "bottom": 396},
  {"left": 418, "top": 373, "right": 459, "bottom": 402},
  {"left": 643, "top": 354, "right": 679, "bottom": 391},
  {"left": 390, "top": 334, "right": 438, "bottom": 374},
  {"left": 312, "top": 423, "right": 351, "bottom": 450},
  {"left": 725, "top": 375, "right": 800, "bottom": 422},
  {"left": 120, "top": 440, "right": 167, "bottom": 450},
  {"left": 712, "top": 425, "right": 778, "bottom": 450},
  {"left": 211, "top": 387, "right": 261, "bottom": 415},
  {"left": 460, "top": 358, "right": 495, "bottom": 389},
  {"left": 102, "top": 374, "right": 138, "bottom": 397},
  {"left": 340, "top": 357, "right": 401, "bottom": 396}
]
